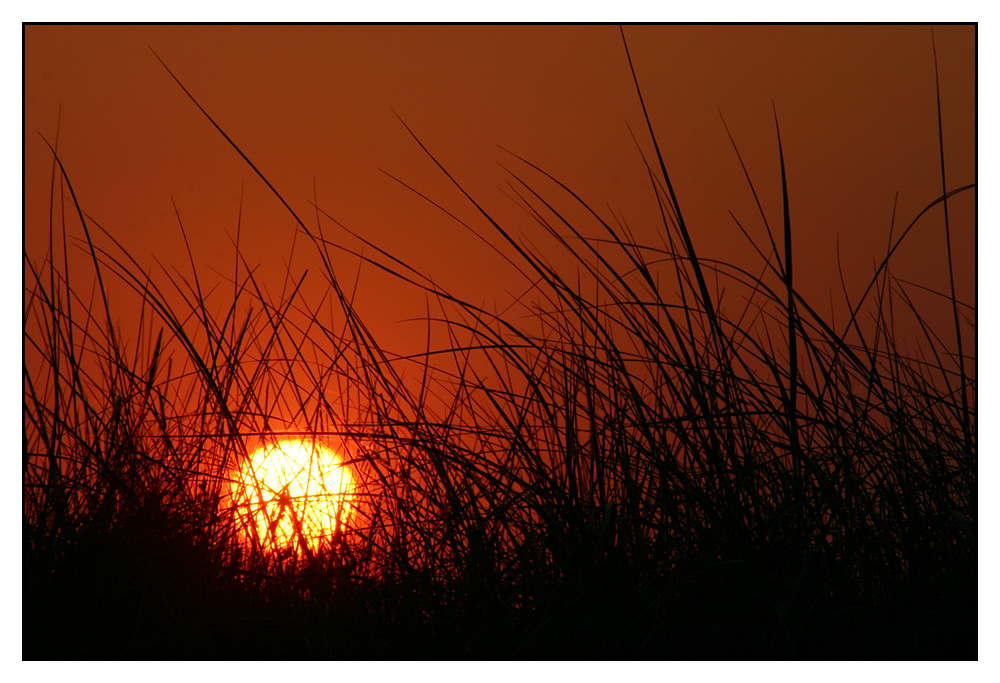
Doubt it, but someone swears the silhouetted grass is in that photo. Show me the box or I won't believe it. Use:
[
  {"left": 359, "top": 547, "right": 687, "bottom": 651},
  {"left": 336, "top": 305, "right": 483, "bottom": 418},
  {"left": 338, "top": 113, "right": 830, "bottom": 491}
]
[{"left": 23, "top": 32, "right": 975, "bottom": 660}]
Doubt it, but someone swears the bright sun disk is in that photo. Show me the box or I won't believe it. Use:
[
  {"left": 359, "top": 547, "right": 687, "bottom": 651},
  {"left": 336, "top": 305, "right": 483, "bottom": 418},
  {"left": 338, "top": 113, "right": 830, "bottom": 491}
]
[{"left": 231, "top": 438, "right": 357, "bottom": 556}]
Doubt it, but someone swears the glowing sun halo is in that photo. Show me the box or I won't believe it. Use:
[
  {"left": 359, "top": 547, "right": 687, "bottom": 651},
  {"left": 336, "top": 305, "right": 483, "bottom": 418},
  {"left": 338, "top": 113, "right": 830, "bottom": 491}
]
[{"left": 231, "top": 439, "right": 357, "bottom": 556}]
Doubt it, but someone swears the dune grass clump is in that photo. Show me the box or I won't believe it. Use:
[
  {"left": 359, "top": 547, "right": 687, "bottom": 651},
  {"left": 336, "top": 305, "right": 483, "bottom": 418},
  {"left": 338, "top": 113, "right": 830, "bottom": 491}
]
[{"left": 23, "top": 36, "right": 975, "bottom": 659}]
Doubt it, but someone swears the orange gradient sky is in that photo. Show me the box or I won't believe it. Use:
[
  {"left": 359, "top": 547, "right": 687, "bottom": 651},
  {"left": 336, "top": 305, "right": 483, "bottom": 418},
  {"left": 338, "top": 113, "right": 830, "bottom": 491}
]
[{"left": 24, "top": 24, "right": 975, "bottom": 360}]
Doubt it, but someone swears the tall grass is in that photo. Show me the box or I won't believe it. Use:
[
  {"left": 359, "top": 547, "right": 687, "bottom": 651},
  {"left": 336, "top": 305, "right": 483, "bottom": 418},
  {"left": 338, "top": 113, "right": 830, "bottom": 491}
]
[{"left": 23, "top": 34, "right": 975, "bottom": 659}]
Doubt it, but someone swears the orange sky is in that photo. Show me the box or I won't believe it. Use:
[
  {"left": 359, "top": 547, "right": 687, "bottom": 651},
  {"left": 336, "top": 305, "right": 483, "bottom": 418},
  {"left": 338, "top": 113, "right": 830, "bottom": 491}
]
[{"left": 24, "top": 24, "right": 975, "bottom": 359}]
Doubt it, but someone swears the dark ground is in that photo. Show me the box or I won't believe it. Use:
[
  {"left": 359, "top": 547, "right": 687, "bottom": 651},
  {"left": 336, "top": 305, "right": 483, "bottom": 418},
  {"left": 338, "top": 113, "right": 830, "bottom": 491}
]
[{"left": 23, "top": 526, "right": 976, "bottom": 660}]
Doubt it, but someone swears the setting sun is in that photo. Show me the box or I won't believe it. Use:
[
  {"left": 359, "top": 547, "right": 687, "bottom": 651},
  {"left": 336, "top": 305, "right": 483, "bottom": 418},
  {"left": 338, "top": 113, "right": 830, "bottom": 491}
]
[{"left": 230, "top": 439, "right": 357, "bottom": 557}]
